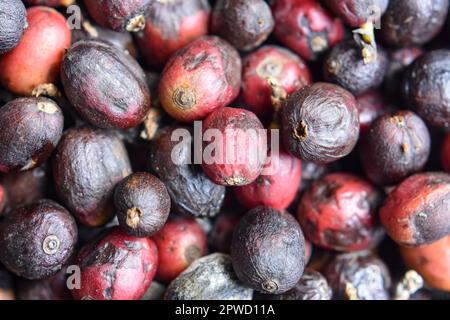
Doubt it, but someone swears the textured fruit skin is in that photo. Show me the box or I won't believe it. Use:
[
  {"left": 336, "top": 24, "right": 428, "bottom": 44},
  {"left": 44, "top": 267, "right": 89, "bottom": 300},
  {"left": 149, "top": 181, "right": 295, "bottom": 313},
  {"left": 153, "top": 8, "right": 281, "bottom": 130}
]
[
  {"left": 136, "top": 0, "right": 210, "bottom": 69},
  {"left": 53, "top": 127, "right": 132, "bottom": 227},
  {"left": 402, "top": 50, "right": 450, "bottom": 129},
  {"left": 442, "top": 134, "right": 450, "bottom": 173},
  {"left": 380, "top": 172, "right": 450, "bottom": 247},
  {"left": 153, "top": 217, "right": 208, "bottom": 284},
  {"left": 0, "top": 0, "right": 27, "bottom": 54},
  {"left": 241, "top": 45, "right": 312, "bottom": 121},
  {"left": 211, "top": 0, "right": 274, "bottom": 51},
  {"left": 400, "top": 235, "right": 450, "bottom": 292},
  {"left": 201, "top": 107, "right": 267, "bottom": 186},
  {"left": 324, "top": 40, "right": 389, "bottom": 96},
  {"left": 381, "top": 0, "right": 449, "bottom": 47},
  {"left": 261, "top": 269, "right": 332, "bottom": 300},
  {"left": 323, "top": 0, "right": 389, "bottom": 27},
  {"left": 61, "top": 40, "right": 151, "bottom": 129},
  {"left": 210, "top": 212, "right": 242, "bottom": 254},
  {"left": 235, "top": 149, "right": 302, "bottom": 210},
  {"left": 0, "top": 265, "right": 15, "bottom": 300},
  {"left": 324, "top": 251, "right": 391, "bottom": 300},
  {"left": 159, "top": 36, "right": 241, "bottom": 122},
  {"left": 0, "top": 97, "right": 64, "bottom": 173},
  {"left": 298, "top": 173, "right": 382, "bottom": 252},
  {"left": 231, "top": 207, "right": 306, "bottom": 294},
  {"left": 17, "top": 267, "right": 72, "bottom": 300},
  {"left": 281, "top": 83, "right": 360, "bottom": 164},
  {"left": 0, "top": 200, "right": 77, "bottom": 280},
  {"left": 272, "top": 0, "right": 344, "bottom": 61},
  {"left": 361, "top": 111, "right": 431, "bottom": 186},
  {"left": 0, "top": 6, "right": 71, "bottom": 96},
  {"left": 84, "top": 0, "right": 151, "bottom": 32},
  {"left": 164, "top": 253, "right": 253, "bottom": 300},
  {"left": 72, "top": 227, "right": 158, "bottom": 300},
  {"left": 115, "top": 172, "right": 170, "bottom": 238},
  {"left": 356, "top": 90, "right": 387, "bottom": 134},
  {"left": 149, "top": 126, "right": 225, "bottom": 218}
]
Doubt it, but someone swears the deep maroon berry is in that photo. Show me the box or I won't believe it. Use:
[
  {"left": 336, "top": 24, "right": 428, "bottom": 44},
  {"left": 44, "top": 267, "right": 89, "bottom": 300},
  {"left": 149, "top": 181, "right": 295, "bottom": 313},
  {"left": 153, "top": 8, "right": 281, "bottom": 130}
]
[
  {"left": 323, "top": 0, "right": 389, "bottom": 27},
  {"left": 356, "top": 90, "right": 388, "bottom": 134}
]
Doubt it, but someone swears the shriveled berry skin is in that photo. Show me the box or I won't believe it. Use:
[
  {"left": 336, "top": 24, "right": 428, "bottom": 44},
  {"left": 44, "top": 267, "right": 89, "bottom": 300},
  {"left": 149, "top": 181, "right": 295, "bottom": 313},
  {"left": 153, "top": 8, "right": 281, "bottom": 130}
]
[
  {"left": 211, "top": 0, "right": 274, "bottom": 51},
  {"left": 114, "top": 172, "right": 170, "bottom": 238},
  {"left": 210, "top": 212, "right": 242, "bottom": 254},
  {"left": 235, "top": 149, "right": 302, "bottom": 210},
  {"left": 262, "top": 269, "right": 332, "bottom": 300},
  {"left": 381, "top": 0, "right": 449, "bottom": 47},
  {"left": 281, "top": 83, "right": 360, "bottom": 164},
  {"left": 361, "top": 111, "right": 431, "bottom": 186},
  {"left": 0, "top": 97, "right": 64, "bottom": 173},
  {"left": 380, "top": 172, "right": 450, "bottom": 247},
  {"left": 61, "top": 40, "right": 151, "bottom": 129},
  {"left": 324, "top": 251, "right": 391, "bottom": 300},
  {"left": 72, "top": 227, "right": 158, "bottom": 300},
  {"left": 0, "top": 265, "right": 15, "bottom": 300},
  {"left": 0, "top": 0, "right": 27, "bottom": 54},
  {"left": 323, "top": 0, "right": 389, "bottom": 27},
  {"left": 298, "top": 173, "right": 382, "bottom": 252},
  {"left": 241, "top": 45, "right": 312, "bottom": 121},
  {"left": 84, "top": 0, "right": 151, "bottom": 32},
  {"left": 400, "top": 235, "right": 450, "bottom": 292},
  {"left": 0, "top": 7, "right": 71, "bottom": 96},
  {"left": 136, "top": 0, "right": 210, "bottom": 68},
  {"left": 202, "top": 107, "right": 267, "bottom": 186},
  {"left": 231, "top": 207, "right": 306, "bottom": 294},
  {"left": 0, "top": 200, "right": 77, "bottom": 280},
  {"left": 356, "top": 90, "right": 387, "bottom": 134},
  {"left": 17, "top": 267, "right": 72, "bottom": 300},
  {"left": 164, "top": 253, "right": 253, "bottom": 300},
  {"left": 159, "top": 36, "right": 241, "bottom": 122},
  {"left": 272, "top": 0, "right": 345, "bottom": 61},
  {"left": 441, "top": 134, "right": 450, "bottom": 173},
  {"left": 149, "top": 126, "right": 225, "bottom": 217},
  {"left": 402, "top": 50, "right": 450, "bottom": 129},
  {"left": 53, "top": 127, "right": 132, "bottom": 227},
  {"left": 324, "top": 40, "right": 388, "bottom": 96},
  {"left": 153, "top": 217, "right": 208, "bottom": 283}
]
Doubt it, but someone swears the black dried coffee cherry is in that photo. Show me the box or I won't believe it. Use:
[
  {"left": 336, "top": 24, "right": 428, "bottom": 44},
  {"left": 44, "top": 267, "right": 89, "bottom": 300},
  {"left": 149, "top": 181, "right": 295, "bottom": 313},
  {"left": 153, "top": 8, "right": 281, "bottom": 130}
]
[
  {"left": 0, "top": 200, "right": 77, "bottom": 280},
  {"left": 231, "top": 206, "right": 306, "bottom": 294},
  {"left": 211, "top": 0, "right": 274, "bottom": 51},
  {"left": 361, "top": 110, "right": 431, "bottom": 186},
  {"left": 149, "top": 126, "right": 225, "bottom": 218},
  {"left": 281, "top": 82, "right": 360, "bottom": 164},
  {"left": 381, "top": 0, "right": 449, "bottom": 47},
  {"left": 324, "top": 40, "right": 388, "bottom": 96},
  {"left": 402, "top": 50, "right": 450, "bottom": 129},
  {"left": 0, "top": 97, "right": 64, "bottom": 173},
  {"left": 61, "top": 40, "right": 151, "bottom": 129},
  {"left": 0, "top": 0, "right": 27, "bottom": 54},
  {"left": 53, "top": 127, "right": 132, "bottom": 227},
  {"left": 114, "top": 172, "right": 171, "bottom": 237}
]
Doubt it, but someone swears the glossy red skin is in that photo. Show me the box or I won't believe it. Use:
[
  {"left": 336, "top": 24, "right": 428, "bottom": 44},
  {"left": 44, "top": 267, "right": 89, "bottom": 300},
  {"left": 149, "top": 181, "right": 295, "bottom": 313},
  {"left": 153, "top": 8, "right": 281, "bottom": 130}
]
[
  {"left": 72, "top": 228, "right": 158, "bottom": 300},
  {"left": 136, "top": 0, "right": 210, "bottom": 69},
  {"left": 210, "top": 212, "right": 242, "bottom": 254},
  {"left": 272, "top": 0, "right": 344, "bottom": 61},
  {"left": 84, "top": 0, "right": 151, "bottom": 32},
  {"left": 235, "top": 149, "right": 302, "bottom": 210},
  {"left": 298, "top": 173, "right": 381, "bottom": 252},
  {"left": 380, "top": 172, "right": 450, "bottom": 247},
  {"left": 159, "top": 36, "right": 241, "bottom": 122},
  {"left": 0, "top": 7, "right": 71, "bottom": 96},
  {"left": 241, "top": 45, "right": 312, "bottom": 121},
  {"left": 442, "top": 134, "right": 450, "bottom": 173},
  {"left": 356, "top": 90, "right": 387, "bottom": 134},
  {"left": 153, "top": 217, "right": 207, "bottom": 283},
  {"left": 400, "top": 235, "right": 450, "bottom": 292},
  {"left": 0, "top": 185, "right": 6, "bottom": 215},
  {"left": 201, "top": 107, "right": 267, "bottom": 186}
]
